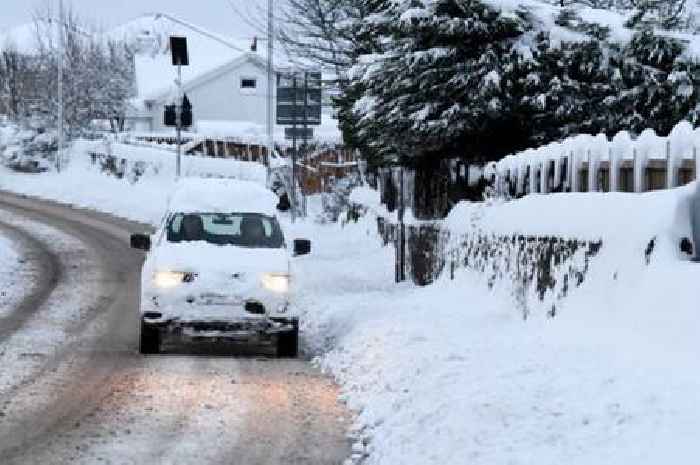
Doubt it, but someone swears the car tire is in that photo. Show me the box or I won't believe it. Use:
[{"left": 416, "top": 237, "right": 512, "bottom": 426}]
[
  {"left": 139, "top": 321, "right": 161, "bottom": 354},
  {"left": 276, "top": 325, "right": 299, "bottom": 358}
]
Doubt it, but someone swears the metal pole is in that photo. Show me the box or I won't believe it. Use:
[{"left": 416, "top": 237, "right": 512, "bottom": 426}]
[
  {"left": 176, "top": 64, "right": 182, "bottom": 179},
  {"left": 302, "top": 71, "right": 308, "bottom": 217},
  {"left": 397, "top": 167, "right": 406, "bottom": 283},
  {"left": 57, "top": 0, "right": 64, "bottom": 173},
  {"left": 291, "top": 76, "right": 297, "bottom": 223},
  {"left": 266, "top": 0, "right": 274, "bottom": 168}
]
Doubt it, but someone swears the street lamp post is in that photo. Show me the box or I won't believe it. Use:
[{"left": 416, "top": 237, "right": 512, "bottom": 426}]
[{"left": 57, "top": 0, "right": 64, "bottom": 173}]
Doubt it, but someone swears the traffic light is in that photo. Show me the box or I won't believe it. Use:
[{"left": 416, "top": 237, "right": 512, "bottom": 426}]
[
  {"left": 164, "top": 105, "right": 176, "bottom": 127},
  {"left": 170, "top": 36, "right": 189, "bottom": 66},
  {"left": 181, "top": 94, "right": 192, "bottom": 128}
]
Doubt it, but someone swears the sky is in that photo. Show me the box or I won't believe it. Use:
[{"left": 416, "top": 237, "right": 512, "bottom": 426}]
[{"left": 0, "top": 0, "right": 263, "bottom": 38}]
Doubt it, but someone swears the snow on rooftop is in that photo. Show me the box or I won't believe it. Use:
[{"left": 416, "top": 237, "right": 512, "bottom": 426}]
[{"left": 168, "top": 178, "right": 278, "bottom": 216}]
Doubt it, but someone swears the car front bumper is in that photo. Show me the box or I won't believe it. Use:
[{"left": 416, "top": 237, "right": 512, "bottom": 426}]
[{"left": 142, "top": 314, "right": 298, "bottom": 343}]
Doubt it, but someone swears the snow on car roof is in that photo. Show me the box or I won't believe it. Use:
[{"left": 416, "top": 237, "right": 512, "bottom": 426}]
[{"left": 168, "top": 178, "right": 278, "bottom": 216}]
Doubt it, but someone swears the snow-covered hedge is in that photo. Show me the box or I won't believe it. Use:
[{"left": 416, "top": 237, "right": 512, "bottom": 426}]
[
  {"left": 86, "top": 141, "right": 267, "bottom": 185},
  {"left": 352, "top": 179, "right": 696, "bottom": 316}
]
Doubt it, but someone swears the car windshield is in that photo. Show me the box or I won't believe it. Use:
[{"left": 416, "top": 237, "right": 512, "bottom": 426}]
[{"left": 166, "top": 212, "right": 285, "bottom": 248}]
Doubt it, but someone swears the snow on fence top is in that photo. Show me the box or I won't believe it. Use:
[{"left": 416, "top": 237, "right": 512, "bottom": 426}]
[{"left": 493, "top": 121, "right": 700, "bottom": 195}]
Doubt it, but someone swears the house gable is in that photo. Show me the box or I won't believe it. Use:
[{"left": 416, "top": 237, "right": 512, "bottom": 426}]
[{"left": 148, "top": 52, "right": 268, "bottom": 105}]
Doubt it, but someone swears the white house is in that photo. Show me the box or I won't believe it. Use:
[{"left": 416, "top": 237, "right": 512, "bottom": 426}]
[{"left": 121, "top": 14, "right": 276, "bottom": 137}]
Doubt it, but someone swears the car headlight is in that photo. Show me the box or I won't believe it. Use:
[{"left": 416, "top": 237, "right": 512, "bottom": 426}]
[
  {"left": 261, "top": 273, "right": 290, "bottom": 293},
  {"left": 153, "top": 271, "right": 187, "bottom": 288}
]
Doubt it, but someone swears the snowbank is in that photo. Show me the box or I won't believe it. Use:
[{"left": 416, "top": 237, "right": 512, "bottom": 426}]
[
  {"left": 0, "top": 140, "right": 268, "bottom": 225},
  {"left": 295, "top": 191, "right": 700, "bottom": 465},
  {"left": 447, "top": 186, "right": 693, "bottom": 256}
]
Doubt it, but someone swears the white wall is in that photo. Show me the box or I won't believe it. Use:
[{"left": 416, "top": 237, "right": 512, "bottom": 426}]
[{"left": 147, "top": 58, "right": 275, "bottom": 133}]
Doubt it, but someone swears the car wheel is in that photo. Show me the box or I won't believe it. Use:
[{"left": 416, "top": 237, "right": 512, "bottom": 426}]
[
  {"left": 276, "top": 325, "right": 299, "bottom": 358},
  {"left": 139, "top": 321, "right": 161, "bottom": 354}
]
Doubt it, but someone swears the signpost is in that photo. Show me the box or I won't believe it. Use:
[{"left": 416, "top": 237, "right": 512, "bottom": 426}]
[
  {"left": 276, "top": 70, "right": 322, "bottom": 221},
  {"left": 285, "top": 128, "right": 313, "bottom": 140},
  {"left": 166, "top": 36, "right": 190, "bottom": 179}
]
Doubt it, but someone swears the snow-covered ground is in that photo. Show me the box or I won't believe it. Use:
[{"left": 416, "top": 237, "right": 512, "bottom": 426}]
[
  {"left": 1, "top": 142, "right": 699, "bottom": 464},
  {"left": 0, "top": 209, "right": 107, "bottom": 394},
  {"left": 293, "top": 201, "right": 700, "bottom": 465},
  {"left": 0, "top": 140, "right": 266, "bottom": 224}
]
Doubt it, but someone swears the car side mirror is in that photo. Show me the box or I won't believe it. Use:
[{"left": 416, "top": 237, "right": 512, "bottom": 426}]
[
  {"left": 293, "top": 238, "right": 311, "bottom": 256},
  {"left": 130, "top": 233, "right": 151, "bottom": 251}
]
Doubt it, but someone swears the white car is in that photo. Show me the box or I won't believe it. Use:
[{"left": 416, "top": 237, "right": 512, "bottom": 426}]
[{"left": 130, "top": 178, "right": 310, "bottom": 357}]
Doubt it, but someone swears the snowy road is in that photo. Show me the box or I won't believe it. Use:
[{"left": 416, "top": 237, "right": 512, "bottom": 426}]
[{"left": 0, "top": 192, "right": 351, "bottom": 465}]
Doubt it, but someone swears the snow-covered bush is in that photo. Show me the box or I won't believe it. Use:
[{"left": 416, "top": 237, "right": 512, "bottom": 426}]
[
  {"left": 318, "top": 173, "right": 362, "bottom": 224},
  {"left": 0, "top": 123, "right": 56, "bottom": 173}
]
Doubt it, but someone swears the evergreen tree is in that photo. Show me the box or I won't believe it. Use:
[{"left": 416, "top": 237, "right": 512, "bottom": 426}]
[{"left": 353, "top": 0, "right": 529, "bottom": 165}]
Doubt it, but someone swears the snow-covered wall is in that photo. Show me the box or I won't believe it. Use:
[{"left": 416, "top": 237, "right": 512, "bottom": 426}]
[
  {"left": 352, "top": 179, "right": 697, "bottom": 315},
  {"left": 88, "top": 141, "right": 267, "bottom": 185}
]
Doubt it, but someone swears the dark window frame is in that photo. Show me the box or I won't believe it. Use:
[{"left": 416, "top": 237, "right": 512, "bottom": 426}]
[{"left": 240, "top": 78, "right": 257, "bottom": 89}]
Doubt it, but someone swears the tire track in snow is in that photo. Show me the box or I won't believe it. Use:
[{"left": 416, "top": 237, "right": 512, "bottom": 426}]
[
  {"left": 0, "top": 192, "right": 353, "bottom": 465},
  {"left": 0, "top": 217, "right": 61, "bottom": 342}
]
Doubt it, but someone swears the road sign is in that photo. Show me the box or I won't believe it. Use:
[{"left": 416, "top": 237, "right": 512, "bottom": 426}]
[
  {"left": 163, "top": 94, "right": 193, "bottom": 128},
  {"left": 285, "top": 127, "right": 313, "bottom": 140},
  {"left": 170, "top": 36, "right": 189, "bottom": 66},
  {"left": 276, "top": 71, "right": 322, "bottom": 126}
]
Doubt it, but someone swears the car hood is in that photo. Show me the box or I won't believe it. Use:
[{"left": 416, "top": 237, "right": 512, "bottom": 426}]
[{"left": 151, "top": 242, "right": 289, "bottom": 275}]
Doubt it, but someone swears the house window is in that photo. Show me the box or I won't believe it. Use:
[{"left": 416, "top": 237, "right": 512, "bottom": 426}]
[{"left": 240, "top": 78, "right": 257, "bottom": 89}]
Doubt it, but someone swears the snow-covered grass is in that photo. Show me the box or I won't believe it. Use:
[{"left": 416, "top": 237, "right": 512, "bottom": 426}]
[
  {"left": 294, "top": 207, "right": 700, "bottom": 465},
  {"left": 0, "top": 140, "right": 267, "bottom": 225}
]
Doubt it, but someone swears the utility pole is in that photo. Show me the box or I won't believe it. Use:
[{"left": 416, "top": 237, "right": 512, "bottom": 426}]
[
  {"left": 266, "top": 0, "right": 274, "bottom": 168},
  {"left": 57, "top": 0, "right": 64, "bottom": 173},
  {"left": 302, "top": 71, "right": 309, "bottom": 217},
  {"left": 291, "top": 75, "right": 297, "bottom": 223}
]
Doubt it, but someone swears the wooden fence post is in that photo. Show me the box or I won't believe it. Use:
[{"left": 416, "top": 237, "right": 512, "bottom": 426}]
[
  {"left": 587, "top": 149, "right": 594, "bottom": 193},
  {"left": 633, "top": 147, "right": 641, "bottom": 193},
  {"left": 609, "top": 147, "right": 616, "bottom": 192},
  {"left": 666, "top": 139, "right": 673, "bottom": 189},
  {"left": 570, "top": 150, "right": 576, "bottom": 192}
]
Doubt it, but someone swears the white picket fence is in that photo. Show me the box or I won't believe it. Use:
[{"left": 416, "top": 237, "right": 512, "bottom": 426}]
[{"left": 492, "top": 122, "right": 700, "bottom": 195}]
